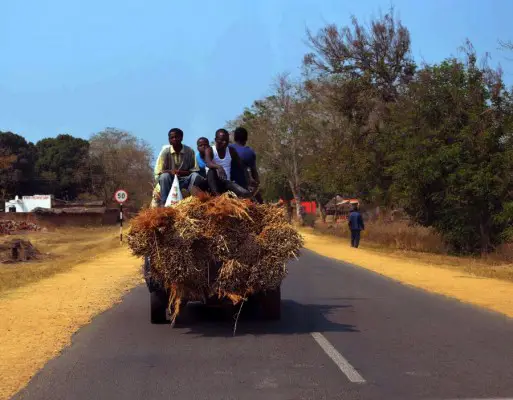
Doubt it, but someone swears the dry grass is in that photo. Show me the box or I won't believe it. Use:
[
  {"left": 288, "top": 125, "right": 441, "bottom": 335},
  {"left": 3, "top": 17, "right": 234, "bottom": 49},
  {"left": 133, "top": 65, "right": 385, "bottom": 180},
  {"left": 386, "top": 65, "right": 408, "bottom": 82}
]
[
  {"left": 127, "top": 193, "right": 303, "bottom": 323},
  {"left": 315, "top": 218, "right": 447, "bottom": 253},
  {"left": 0, "top": 246, "right": 142, "bottom": 400},
  {"left": 0, "top": 227, "right": 120, "bottom": 294},
  {"left": 308, "top": 220, "right": 513, "bottom": 283},
  {"left": 300, "top": 229, "right": 513, "bottom": 319}
]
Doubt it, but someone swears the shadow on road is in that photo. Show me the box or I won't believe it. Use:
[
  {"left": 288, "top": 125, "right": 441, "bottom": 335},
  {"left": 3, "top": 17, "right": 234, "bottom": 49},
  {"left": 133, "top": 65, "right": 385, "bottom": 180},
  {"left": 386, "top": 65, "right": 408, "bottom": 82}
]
[{"left": 172, "top": 299, "right": 359, "bottom": 337}]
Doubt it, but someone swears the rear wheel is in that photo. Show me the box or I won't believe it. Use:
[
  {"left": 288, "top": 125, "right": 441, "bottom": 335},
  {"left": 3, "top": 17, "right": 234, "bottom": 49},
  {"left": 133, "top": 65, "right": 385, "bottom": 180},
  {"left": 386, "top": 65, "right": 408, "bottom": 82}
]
[
  {"left": 150, "top": 289, "right": 168, "bottom": 324},
  {"left": 258, "top": 286, "right": 281, "bottom": 320}
]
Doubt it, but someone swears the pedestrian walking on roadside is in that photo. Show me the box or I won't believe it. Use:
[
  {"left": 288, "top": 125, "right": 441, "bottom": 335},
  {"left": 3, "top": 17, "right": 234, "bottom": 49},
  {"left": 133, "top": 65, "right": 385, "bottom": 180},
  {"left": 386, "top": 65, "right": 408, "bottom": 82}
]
[{"left": 348, "top": 204, "right": 365, "bottom": 248}]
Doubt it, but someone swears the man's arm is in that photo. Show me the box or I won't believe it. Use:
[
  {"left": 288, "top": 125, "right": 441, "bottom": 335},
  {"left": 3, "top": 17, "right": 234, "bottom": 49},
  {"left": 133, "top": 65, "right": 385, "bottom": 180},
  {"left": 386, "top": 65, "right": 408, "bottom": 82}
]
[
  {"left": 204, "top": 147, "right": 219, "bottom": 169},
  {"left": 359, "top": 213, "right": 365, "bottom": 230},
  {"left": 249, "top": 152, "right": 260, "bottom": 186},
  {"left": 154, "top": 146, "right": 168, "bottom": 181},
  {"left": 174, "top": 170, "right": 191, "bottom": 177},
  {"left": 190, "top": 151, "right": 200, "bottom": 173},
  {"left": 205, "top": 147, "right": 227, "bottom": 179},
  {"left": 173, "top": 149, "right": 199, "bottom": 177}
]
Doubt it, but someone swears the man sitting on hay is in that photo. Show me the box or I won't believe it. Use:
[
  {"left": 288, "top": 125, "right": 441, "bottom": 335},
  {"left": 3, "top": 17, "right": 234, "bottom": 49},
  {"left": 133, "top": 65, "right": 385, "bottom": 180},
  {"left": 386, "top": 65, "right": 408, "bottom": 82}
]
[
  {"left": 152, "top": 128, "right": 207, "bottom": 207},
  {"left": 152, "top": 128, "right": 257, "bottom": 207},
  {"left": 203, "top": 129, "right": 253, "bottom": 199}
]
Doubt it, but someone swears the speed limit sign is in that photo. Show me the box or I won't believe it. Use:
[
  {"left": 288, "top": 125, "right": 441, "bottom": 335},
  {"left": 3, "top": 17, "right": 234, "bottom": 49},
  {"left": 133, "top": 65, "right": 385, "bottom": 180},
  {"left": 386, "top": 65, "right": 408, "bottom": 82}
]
[{"left": 114, "top": 189, "right": 128, "bottom": 204}]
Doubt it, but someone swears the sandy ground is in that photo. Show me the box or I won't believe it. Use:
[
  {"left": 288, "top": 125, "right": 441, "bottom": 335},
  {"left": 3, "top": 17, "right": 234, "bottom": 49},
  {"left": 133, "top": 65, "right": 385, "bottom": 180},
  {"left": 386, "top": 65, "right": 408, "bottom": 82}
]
[
  {"left": 0, "top": 227, "right": 120, "bottom": 293},
  {"left": 300, "top": 229, "right": 513, "bottom": 319},
  {"left": 0, "top": 247, "right": 143, "bottom": 400}
]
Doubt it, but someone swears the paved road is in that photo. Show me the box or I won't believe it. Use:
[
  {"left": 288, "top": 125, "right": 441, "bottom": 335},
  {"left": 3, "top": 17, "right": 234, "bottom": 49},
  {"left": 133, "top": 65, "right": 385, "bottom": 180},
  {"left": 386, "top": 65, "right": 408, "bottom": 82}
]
[{"left": 13, "top": 250, "right": 513, "bottom": 400}]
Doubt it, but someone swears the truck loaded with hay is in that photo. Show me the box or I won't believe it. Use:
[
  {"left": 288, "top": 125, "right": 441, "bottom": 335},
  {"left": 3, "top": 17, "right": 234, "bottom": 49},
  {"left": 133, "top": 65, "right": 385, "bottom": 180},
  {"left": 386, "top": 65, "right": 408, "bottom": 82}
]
[{"left": 126, "top": 192, "right": 303, "bottom": 326}]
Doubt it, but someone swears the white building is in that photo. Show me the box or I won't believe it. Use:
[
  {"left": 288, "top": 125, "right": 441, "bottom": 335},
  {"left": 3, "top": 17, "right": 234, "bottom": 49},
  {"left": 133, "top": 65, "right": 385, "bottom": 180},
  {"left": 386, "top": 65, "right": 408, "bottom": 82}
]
[{"left": 4, "top": 195, "right": 52, "bottom": 213}]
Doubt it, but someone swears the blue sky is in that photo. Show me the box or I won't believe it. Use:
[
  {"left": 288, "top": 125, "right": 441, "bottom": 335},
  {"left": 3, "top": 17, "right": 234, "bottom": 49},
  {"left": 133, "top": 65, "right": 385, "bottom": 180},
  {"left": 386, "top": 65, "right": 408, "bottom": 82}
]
[{"left": 1, "top": 0, "right": 512, "bottom": 157}]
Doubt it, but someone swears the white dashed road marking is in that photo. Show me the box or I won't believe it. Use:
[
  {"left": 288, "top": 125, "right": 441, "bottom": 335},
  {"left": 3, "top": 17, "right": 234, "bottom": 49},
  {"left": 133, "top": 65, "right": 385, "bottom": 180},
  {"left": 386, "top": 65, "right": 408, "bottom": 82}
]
[{"left": 310, "top": 332, "right": 366, "bottom": 384}]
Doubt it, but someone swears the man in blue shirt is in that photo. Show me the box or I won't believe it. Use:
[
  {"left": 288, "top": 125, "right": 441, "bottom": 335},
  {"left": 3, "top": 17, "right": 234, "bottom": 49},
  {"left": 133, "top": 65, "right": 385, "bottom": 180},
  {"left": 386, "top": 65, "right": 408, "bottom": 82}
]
[
  {"left": 348, "top": 204, "right": 365, "bottom": 248},
  {"left": 229, "top": 127, "right": 263, "bottom": 203}
]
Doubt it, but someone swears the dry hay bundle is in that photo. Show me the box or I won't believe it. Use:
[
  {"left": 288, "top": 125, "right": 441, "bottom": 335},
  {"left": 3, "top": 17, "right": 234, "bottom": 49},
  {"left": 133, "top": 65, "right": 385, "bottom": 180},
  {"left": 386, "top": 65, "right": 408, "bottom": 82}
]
[
  {"left": 0, "top": 238, "right": 40, "bottom": 263},
  {"left": 127, "top": 192, "right": 304, "bottom": 321}
]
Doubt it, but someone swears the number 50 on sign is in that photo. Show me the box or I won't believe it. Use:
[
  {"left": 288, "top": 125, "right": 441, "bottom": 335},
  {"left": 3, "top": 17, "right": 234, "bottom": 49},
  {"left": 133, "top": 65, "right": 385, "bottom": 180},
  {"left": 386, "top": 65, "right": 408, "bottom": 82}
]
[{"left": 114, "top": 189, "right": 128, "bottom": 204}]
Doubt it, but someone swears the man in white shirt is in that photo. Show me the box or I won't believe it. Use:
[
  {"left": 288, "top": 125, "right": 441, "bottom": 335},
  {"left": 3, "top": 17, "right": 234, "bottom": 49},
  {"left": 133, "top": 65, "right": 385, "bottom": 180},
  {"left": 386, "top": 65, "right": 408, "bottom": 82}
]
[{"left": 203, "top": 129, "right": 251, "bottom": 198}]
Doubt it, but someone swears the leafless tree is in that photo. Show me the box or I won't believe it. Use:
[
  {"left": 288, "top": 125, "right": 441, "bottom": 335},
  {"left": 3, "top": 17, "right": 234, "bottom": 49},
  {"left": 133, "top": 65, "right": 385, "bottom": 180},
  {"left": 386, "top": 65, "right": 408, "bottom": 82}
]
[{"left": 88, "top": 128, "right": 154, "bottom": 209}]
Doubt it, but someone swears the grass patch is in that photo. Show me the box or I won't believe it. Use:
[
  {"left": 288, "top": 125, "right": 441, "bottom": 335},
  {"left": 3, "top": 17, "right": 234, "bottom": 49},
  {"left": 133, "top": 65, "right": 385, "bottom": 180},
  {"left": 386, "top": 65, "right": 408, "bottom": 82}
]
[
  {"left": 0, "top": 227, "right": 121, "bottom": 294},
  {"left": 304, "top": 221, "right": 513, "bottom": 283},
  {"left": 315, "top": 219, "right": 447, "bottom": 253}
]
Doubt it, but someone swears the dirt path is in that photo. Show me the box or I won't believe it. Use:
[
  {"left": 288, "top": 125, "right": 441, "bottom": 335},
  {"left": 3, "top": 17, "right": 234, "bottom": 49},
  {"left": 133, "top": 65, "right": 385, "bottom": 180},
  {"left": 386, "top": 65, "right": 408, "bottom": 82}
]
[
  {"left": 0, "top": 247, "right": 142, "bottom": 400},
  {"left": 300, "top": 229, "right": 513, "bottom": 319}
]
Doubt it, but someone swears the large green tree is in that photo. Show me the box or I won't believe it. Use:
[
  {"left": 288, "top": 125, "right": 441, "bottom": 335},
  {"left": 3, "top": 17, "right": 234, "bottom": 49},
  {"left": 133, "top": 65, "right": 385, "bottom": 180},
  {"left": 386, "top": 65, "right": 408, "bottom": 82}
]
[
  {"left": 0, "top": 131, "right": 37, "bottom": 200},
  {"left": 388, "top": 51, "right": 513, "bottom": 253},
  {"left": 303, "top": 9, "right": 416, "bottom": 204},
  {"left": 228, "top": 8, "right": 513, "bottom": 255},
  {"left": 231, "top": 75, "right": 313, "bottom": 223},
  {"left": 35, "top": 134, "right": 91, "bottom": 200}
]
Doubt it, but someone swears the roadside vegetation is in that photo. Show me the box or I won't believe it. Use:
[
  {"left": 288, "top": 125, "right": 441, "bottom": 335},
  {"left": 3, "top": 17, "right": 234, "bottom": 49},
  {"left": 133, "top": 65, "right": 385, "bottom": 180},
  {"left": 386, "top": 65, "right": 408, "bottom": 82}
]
[
  {"left": 302, "top": 218, "right": 513, "bottom": 283},
  {"left": 0, "top": 128, "right": 154, "bottom": 210},
  {"left": 229, "top": 8, "right": 513, "bottom": 257},
  {"left": 0, "top": 227, "right": 120, "bottom": 294},
  {"left": 300, "top": 229, "right": 513, "bottom": 321}
]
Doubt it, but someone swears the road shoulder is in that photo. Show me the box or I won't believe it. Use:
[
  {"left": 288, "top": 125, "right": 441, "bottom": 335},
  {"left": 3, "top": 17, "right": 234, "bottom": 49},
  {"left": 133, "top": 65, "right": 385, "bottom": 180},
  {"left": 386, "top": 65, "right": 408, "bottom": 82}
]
[
  {"left": 0, "top": 246, "right": 142, "bottom": 400},
  {"left": 300, "top": 228, "right": 513, "bottom": 319}
]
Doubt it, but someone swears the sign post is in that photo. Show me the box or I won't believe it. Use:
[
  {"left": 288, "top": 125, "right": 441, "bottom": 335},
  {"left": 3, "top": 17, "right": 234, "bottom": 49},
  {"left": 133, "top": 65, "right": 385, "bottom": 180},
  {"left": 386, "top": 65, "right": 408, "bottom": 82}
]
[{"left": 114, "top": 189, "right": 128, "bottom": 243}]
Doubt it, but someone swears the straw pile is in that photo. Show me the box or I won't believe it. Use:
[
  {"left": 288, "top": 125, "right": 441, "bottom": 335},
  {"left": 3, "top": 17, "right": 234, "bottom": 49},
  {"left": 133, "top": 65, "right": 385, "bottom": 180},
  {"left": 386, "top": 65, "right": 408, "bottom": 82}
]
[
  {"left": 0, "top": 220, "right": 41, "bottom": 235},
  {"left": 0, "top": 239, "right": 40, "bottom": 263},
  {"left": 126, "top": 192, "right": 303, "bottom": 322}
]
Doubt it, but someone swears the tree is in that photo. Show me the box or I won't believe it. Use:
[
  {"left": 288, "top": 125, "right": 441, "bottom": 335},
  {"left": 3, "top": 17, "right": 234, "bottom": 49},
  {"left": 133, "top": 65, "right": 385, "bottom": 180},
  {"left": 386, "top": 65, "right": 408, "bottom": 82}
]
[
  {"left": 499, "top": 40, "right": 513, "bottom": 51},
  {"left": 388, "top": 50, "right": 513, "bottom": 253},
  {"left": 228, "top": 8, "right": 513, "bottom": 255},
  {"left": 304, "top": 8, "right": 415, "bottom": 101},
  {"left": 35, "top": 134, "right": 91, "bottom": 200},
  {"left": 0, "top": 132, "right": 37, "bottom": 200},
  {"left": 303, "top": 9, "right": 416, "bottom": 205},
  {"left": 88, "top": 128, "right": 154, "bottom": 209},
  {"left": 232, "top": 75, "right": 312, "bottom": 224}
]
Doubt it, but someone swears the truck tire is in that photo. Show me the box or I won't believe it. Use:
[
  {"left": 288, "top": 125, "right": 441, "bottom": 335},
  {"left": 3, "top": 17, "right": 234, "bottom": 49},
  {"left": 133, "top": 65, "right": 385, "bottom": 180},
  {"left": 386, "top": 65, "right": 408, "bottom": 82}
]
[
  {"left": 259, "top": 286, "right": 281, "bottom": 320},
  {"left": 150, "top": 289, "right": 168, "bottom": 324}
]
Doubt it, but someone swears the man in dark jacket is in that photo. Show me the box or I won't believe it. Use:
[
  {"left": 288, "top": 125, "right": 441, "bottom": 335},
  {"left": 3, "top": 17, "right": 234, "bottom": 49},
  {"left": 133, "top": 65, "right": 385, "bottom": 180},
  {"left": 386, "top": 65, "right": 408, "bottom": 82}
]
[
  {"left": 348, "top": 204, "right": 365, "bottom": 248},
  {"left": 229, "top": 126, "right": 263, "bottom": 204}
]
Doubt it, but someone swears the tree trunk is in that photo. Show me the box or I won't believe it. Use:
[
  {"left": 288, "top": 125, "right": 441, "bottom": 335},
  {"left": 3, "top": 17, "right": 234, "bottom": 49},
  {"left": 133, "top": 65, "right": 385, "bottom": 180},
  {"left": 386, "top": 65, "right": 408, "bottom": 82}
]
[
  {"left": 294, "top": 194, "right": 303, "bottom": 225},
  {"left": 479, "top": 217, "right": 492, "bottom": 256},
  {"left": 315, "top": 195, "right": 327, "bottom": 223},
  {"left": 285, "top": 200, "right": 293, "bottom": 224},
  {"left": 288, "top": 143, "right": 304, "bottom": 225},
  {"left": 288, "top": 180, "right": 303, "bottom": 225}
]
